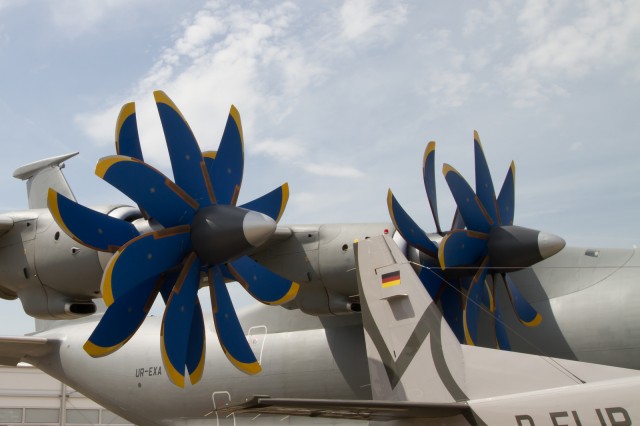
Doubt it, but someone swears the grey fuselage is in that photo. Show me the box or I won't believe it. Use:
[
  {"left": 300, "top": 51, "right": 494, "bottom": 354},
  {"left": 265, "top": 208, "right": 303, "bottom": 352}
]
[
  {"left": 1, "top": 207, "right": 639, "bottom": 370},
  {"left": 28, "top": 306, "right": 371, "bottom": 426}
]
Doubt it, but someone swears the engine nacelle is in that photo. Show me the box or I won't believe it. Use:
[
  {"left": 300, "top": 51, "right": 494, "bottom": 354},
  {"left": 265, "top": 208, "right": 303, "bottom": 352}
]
[
  {"left": 255, "top": 223, "right": 394, "bottom": 316},
  {"left": 17, "top": 285, "right": 96, "bottom": 320},
  {"left": 0, "top": 206, "right": 142, "bottom": 319}
]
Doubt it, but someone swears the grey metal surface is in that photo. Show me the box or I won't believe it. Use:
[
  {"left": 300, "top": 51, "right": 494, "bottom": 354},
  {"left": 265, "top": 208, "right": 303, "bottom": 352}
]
[{"left": 13, "top": 152, "right": 78, "bottom": 209}]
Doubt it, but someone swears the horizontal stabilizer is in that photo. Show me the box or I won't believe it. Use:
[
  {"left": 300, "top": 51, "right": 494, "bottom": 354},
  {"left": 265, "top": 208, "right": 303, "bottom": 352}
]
[
  {"left": 214, "top": 395, "right": 469, "bottom": 421},
  {"left": 13, "top": 152, "right": 78, "bottom": 209},
  {"left": 0, "top": 336, "right": 58, "bottom": 366},
  {"left": 0, "top": 215, "right": 13, "bottom": 238}
]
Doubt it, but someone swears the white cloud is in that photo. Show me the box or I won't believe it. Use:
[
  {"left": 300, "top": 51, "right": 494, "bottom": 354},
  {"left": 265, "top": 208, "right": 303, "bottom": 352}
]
[
  {"left": 503, "top": 0, "right": 640, "bottom": 106},
  {"left": 76, "top": 1, "right": 326, "bottom": 168},
  {"left": 463, "top": 0, "right": 506, "bottom": 36},
  {"left": 48, "top": 0, "right": 146, "bottom": 37},
  {"left": 339, "top": 0, "right": 407, "bottom": 44},
  {"left": 305, "top": 163, "right": 364, "bottom": 178},
  {"left": 253, "top": 137, "right": 365, "bottom": 179},
  {"left": 419, "top": 70, "right": 472, "bottom": 109},
  {"left": 253, "top": 137, "right": 306, "bottom": 163},
  {"left": 0, "top": 0, "right": 21, "bottom": 13}
]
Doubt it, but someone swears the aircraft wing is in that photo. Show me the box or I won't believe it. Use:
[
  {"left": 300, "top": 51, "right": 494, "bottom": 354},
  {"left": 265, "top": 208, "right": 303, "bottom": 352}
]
[
  {"left": 0, "top": 336, "right": 59, "bottom": 366},
  {"left": 0, "top": 215, "right": 13, "bottom": 238},
  {"left": 215, "top": 396, "right": 469, "bottom": 421}
]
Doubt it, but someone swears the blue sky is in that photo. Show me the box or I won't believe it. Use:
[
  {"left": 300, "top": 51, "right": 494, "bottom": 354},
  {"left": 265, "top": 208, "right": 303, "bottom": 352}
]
[{"left": 1, "top": 0, "right": 639, "bottom": 334}]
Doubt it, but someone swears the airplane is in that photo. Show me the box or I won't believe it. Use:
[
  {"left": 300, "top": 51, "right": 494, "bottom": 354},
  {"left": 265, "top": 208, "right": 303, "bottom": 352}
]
[
  {"left": 0, "top": 90, "right": 638, "bottom": 385},
  {"left": 1, "top": 234, "right": 639, "bottom": 425}
]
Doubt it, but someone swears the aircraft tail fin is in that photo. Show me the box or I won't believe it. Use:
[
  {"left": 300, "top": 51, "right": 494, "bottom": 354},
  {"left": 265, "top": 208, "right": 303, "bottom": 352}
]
[
  {"left": 13, "top": 152, "right": 78, "bottom": 209},
  {"left": 356, "top": 235, "right": 468, "bottom": 403}
]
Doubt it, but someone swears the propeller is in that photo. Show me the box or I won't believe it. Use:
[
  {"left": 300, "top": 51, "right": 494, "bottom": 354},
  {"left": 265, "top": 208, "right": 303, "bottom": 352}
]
[
  {"left": 388, "top": 131, "right": 565, "bottom": 350},
  {"left": 48, "top": 91, "right": 298, "bottom": 387}
]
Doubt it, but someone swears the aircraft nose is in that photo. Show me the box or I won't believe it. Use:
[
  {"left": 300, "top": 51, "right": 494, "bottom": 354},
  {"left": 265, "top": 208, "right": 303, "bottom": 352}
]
[
  {"left": 538, "top": 231, "right": 566, "bottom": 259},
  {"left": 243, "top": 211, "right": 276, "bottom": 247}
]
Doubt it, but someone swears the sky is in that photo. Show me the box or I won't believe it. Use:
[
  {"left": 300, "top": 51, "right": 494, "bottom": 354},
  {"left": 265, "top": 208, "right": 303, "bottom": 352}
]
[{"left": 0, "top": 0, "right": 639, "bottom": 335}]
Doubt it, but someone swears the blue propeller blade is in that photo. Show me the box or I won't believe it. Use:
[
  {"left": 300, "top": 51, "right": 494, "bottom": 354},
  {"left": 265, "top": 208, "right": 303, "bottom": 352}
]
[
  {"left": 463, "top": 258, "right": 489, "bottom": 345},
  {"left": 440, "top": 285, "right": 464, "bottom": 342},
  {"left": 209, "top": 266, "right": 261, "bottom": 375},
  {"left": 387, "top": 190, "right": 439, "bottom": 257},
  {"left": 473, "top": 131, "right": 498, "bottom": 224},
  {"left": 115, "top": 102, "right": 144, "bottom": 161},
  {"left": 207, "top": 106, "right": 244, "bottom": 206},
  {"left": 438, "top": 229, "right": 488, "bottom": 270},
  {"left": 159, "top": 270, "right": 180, "bottom": 304},
  {"left": 161, "top": 254, "right": 201, "bottom": 388},
  {"left": 225, "top": 256, "right": 300, "bottom": 305},
  {"left": 154, "top": 91, "right": 215, "bottom": 207},
  {"left": 493, "top": 299, "right": 511, "bottom": 350},
  {"left": 443, "top": 164, "right": 493, "bottom": 233},
  {"left": 102, "top": 226, "right": 192, "bottom": 306},
  {"left": 481, "top": 276, "right": 494, "bottom": 313},
  {"left": 84, "top": 276, "right": 160, "bottom": 357},
  {"left": 185, "top": 299, "right": 206, "bottom": 385},
  {"left": 504, "top": 273, "right": 541, "bottom": 327},
  {"left": 450, "top": 208, "right": 466, "bottom": 230},
  {"left": 240, "top": 183, "right": 289, "bottom": 223},
  {"left": 418, "top": 265, "right": 444, "bottom": 298},
  {"left": 422, "top": 142, "right": 442, "bottom": 234},
  {"left": 96, "top": 156, "right": 197, "bottom": 229},
  {"left": 48, "top": 189, "right": 139, "bottom": 253},
  {"left": 497, "top": 162, "right": 516, "bottom": 226}
]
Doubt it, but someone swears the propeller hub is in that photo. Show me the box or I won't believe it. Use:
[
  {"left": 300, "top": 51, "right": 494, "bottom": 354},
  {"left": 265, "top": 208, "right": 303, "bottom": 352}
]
[
  {"left": 243, "top": 211, "right": 277, "bottom": 247},
  {"left": 488, "top": 225, "right": 565, "bottom": 271},
  {"left": 538, "top": 231, "right": 566, "bottom": 259},
  {"left": 191, "top": 205, "right": 276, "bottom": 265}
]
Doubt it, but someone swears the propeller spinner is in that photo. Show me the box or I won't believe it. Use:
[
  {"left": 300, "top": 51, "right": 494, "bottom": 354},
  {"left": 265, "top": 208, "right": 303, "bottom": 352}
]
[
  {"left": 48, "top": 91, "right": 298, "bottom": 387},
  {"left": 388, "top": 131, "right": 565, "bottom": 349}
]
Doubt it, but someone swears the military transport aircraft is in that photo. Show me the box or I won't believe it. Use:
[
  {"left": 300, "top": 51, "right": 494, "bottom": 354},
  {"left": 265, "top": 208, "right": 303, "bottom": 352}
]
[
  {"left": 0, "top": 90, "right": 638, "bottom": 387},
  {"left": 1, "top": 235, "right": 639, "bottom": 425}
]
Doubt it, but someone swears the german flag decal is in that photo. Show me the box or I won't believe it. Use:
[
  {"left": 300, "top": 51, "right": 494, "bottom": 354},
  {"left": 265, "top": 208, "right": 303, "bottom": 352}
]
[{"left": 381, "top": 271, "right": 401, "bottom": 288}]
